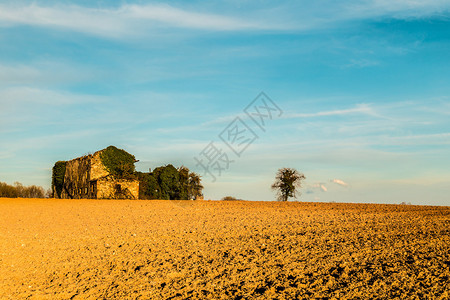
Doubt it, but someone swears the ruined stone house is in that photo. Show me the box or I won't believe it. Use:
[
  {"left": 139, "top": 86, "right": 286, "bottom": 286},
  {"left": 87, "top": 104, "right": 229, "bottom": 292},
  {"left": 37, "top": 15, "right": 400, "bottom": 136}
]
[{"left": 54, "top": 147, "right": 139, "bottom": 199}]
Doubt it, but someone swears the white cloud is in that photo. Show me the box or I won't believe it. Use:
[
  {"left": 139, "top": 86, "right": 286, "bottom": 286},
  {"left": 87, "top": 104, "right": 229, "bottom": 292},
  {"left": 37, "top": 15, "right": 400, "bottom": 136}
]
[
  {"left": 0, "top": 3, "right": 277, "bottom": 38},
  {"left": 124, "top": 4, "right": 263, "bottom": 31},
  {"left": 308, "top": 182, "right": 328, "bottom": 193},
  {"left": 0, "top": 1, "right": 448, "bottom": 39},
  {"left": 344, "top": 59, "right": 380, "bottom": 68},
  {"left": 305, "top": 179, "right": 352, "bottom": 195},
  {"left": 381, "top": 133, "right": 450, "bottom": 146},
  {"left": 0, "top": 86, "right": 106, "bottom": 106},
  {"left": 201, "top": 113, "right": 245, "bottom": 127},
  {"left": 0, "top": 129, "right": 108, "bottom": 162},
  {"left": 0, "top": 64, "right": 41, "bottom": 84},
  {"left": 331, "top": 179, "right": 349, "bottom": 187},
  {"left": 254, "top": 0, "right": 450, "bottom": 32},
  {"left": 308, "top": 0, "right": 450, "bottom": 24},
  {"left": 0, "top": 62, "right": 100, "bottom": 86},
  {"left": 0, "top": 4, "right": 128, "bottom": 38},
  {"left": 284, "top": 104, "right": 375, "bottom": 118},
  {"left": 360, "top": 0, "right": 450, "bottom": 18},
  {"left": 0, "top": 87, "right": 109, "bottom": 133}
]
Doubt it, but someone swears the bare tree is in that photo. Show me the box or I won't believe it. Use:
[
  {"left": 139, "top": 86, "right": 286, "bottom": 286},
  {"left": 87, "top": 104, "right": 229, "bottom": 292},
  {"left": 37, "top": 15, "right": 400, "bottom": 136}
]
[
  {"left": 271, "top": 168, "right": 306, "bottom": 201},
  {"left": 0, "top": 181, "right": 46, "bottom": 198},
  {"left": 45, "top": 188, "right": 53, "bottom": 198}
]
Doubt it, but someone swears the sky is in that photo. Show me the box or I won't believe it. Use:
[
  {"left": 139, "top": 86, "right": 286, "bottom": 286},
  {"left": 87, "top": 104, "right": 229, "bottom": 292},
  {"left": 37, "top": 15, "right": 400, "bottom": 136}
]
[{"left": 0, "top": 0, "right": 449, "bottom": 205}]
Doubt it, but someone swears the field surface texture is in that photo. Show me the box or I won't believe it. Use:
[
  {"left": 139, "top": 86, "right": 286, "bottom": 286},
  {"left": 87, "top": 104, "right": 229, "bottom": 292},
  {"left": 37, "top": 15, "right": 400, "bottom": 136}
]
[{"left": 0, "top": 199, "right": 449, "bottom": 299}]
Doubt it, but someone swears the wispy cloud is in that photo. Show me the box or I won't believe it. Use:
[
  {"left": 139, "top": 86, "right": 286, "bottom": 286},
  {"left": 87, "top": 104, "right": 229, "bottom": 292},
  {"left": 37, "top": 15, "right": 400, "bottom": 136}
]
[
  {"left": 381, "top": 132, "right": 450, "bottom": 146},
  {"left": 0, "top": 86, "right": 106, "bottom": 106},
  {"left": 344, "top": 59, "right": 380, "bottom": 68},
  {"left": 123, "top": 4, "right": 265, "bottom": 31},
  {"left": 284, "top": 104, "right": 375, "bottom": 118},
  {"left": 253, "top": 0, "right": 450, "bottom": 32},
  {"left": 0, "top": 4, "right": 129, "bottom": 38},
  {"left": 1, "top": 1, "right": 448, "bottom": 39},
  {"left": 298, "top": 0, "right": 450, "bottom": 25},
  {"left": 0, "top": 64, "right": 40, "bottom": 84},
  {"left": 0, "top": 3, "right": 278, "bottom": 38},
  {"left": 349, "top": 0, "right": 450, "bottom": 18},
  {"left": 0, "top": 62, "right": 100, "bottom": 86},
  {"left": 0, "top": 87, "right": 109, "bottom": 132},
  {"left": 0, "top": 128, "right": 109, "bottom": 159}
]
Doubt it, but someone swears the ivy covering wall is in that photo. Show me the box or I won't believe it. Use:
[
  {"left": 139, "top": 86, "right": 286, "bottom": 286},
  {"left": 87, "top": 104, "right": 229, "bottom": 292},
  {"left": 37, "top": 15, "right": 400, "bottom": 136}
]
[{"left": 51, "top": 161, "right": 67, "bottom": 198}]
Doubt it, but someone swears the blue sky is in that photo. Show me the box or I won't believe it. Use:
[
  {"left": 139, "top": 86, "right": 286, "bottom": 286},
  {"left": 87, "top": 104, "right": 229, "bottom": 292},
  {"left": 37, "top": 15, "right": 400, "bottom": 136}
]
[{"left": 0, "top": 0, "right": 449, "bottom": 205}]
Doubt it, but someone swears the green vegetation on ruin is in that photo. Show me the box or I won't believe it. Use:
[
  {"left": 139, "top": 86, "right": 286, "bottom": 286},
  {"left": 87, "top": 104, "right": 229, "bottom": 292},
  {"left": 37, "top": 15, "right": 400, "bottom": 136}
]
[
  {"left": 100, "top": 146, "right": 137, "bottom": 179},
  {"left": 52, "top": 161, "right": 67, "bottom": 198},
  {"left": 48, "top": 146, "right": 203, "bottom": 200}
]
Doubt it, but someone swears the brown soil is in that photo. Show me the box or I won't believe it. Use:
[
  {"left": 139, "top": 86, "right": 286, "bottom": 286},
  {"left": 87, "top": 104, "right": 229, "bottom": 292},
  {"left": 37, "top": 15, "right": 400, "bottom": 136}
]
[{"left": 0, "top": 199, "right": 449, "bottom": 299}]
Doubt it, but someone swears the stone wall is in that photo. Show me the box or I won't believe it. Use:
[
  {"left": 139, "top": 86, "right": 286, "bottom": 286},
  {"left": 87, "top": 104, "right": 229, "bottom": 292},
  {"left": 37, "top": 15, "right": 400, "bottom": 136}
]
[
  {"left": 61, "top": 155, "right": 93, "bottom": 199},
  {"left": 57, "top": 148, "right": 139, "bottom": 200},
  {"left": 96, "top": 176, "right": 139, "bottom": 199},
  {"left": 90, "top": 150, "right": 109, "bottom": 181}
]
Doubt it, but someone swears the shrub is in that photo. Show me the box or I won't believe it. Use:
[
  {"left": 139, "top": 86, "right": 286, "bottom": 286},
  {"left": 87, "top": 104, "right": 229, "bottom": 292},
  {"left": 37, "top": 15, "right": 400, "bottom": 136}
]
[
  {"left": 138, "top": 165, "right": 203, "bottom": 200},
  {"left": 156, "top": 164, "right": 181, "bottom": 200},
  {"left": 221, "top": 196, "right": 240, "bottom": 201},
  {"left": 136, "top": 172, "right": 161, "bottom": 199}
]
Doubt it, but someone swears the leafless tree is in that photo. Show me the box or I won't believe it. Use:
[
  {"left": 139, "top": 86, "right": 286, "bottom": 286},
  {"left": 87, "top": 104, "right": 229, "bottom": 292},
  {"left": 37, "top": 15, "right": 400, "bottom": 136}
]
[{"left": 271, "top": 168, "right": 306, "bottom": 201}]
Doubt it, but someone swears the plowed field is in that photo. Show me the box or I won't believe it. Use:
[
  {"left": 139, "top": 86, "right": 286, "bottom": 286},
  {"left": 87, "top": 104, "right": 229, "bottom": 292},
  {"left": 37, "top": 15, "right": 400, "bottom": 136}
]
[{"left": 0, "top": 199, "right": 449, "bottom": 299}]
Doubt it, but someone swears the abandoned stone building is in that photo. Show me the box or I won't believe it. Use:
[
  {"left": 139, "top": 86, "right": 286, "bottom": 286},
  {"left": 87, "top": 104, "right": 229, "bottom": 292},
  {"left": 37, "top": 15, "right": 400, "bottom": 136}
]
[{"left": 53, "top": 147, "right": 139, "bottom": 200}]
